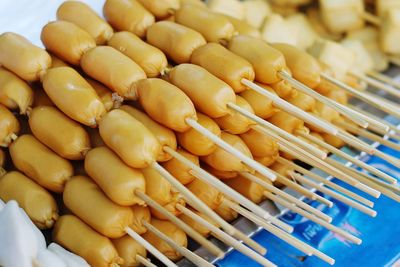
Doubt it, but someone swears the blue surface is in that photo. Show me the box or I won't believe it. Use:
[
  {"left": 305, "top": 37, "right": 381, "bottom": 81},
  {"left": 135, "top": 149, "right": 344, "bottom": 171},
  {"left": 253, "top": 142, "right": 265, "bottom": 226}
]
[{"left": 217, "top": 119, "right": 400, "bottom": 267}]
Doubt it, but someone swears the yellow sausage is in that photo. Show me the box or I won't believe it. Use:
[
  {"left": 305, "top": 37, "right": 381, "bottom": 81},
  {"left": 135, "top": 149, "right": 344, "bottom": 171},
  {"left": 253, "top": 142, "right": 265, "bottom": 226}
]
[
  {"left": 268, "top": 111, "right": 308, "bottom": 134},
  {"left": 0, "top": 68, "right": 33, "bottom": 114},
  {"left": 104, "top": 0, "right": 155, "bottom": 38},
  {"left": 112, "top": 235, "right": 146, "bottom": 267},
  {"left": 0, "top": 104, "right": 19, "bottom": 147},
  {"left": 143, "top": 219, "right": 187, "bottom": 261},
  {"left": 141, "top": 167, "right": 185, "bottom": 220},
  {"left": 86, "top": 127, "right": 106, "bottom": 148},
  {"left": 325, "top": 88, "right": 348, "bottom": 105},
  {"left": 228, "top": 35, "right": 286, "bottom": 84},
  {"left": 130, "top": 205, "right": 151, "bottom": 235},
  {"left": 255, "top": 155, "right": 278, "bottom": 167},
  {"left": 271, "top": 43, "right": 321, "bottom": 89},
  {"left": 86, "top": 78, "right": 116, "bottom": 111},
  {"left": 42, "top": 67, "right": 106, "bottom": 127},
  {"left": 41, "top": 21, "right": 96, "bottom": 65},
  {"left": 270, "top": 78, "right": 297, "bottom": 100},
  {"left": 321, "top": 132, "right": 345, "bottom": 148},
  {"left": 202, "top": 132, "right": 253, "bottom": 172},
  {"left": 99, "top": 109, "right": 161, "bottom": 169},
  {"left": 49, "top": 54, "right": 69, "bottom": 68},
  {"left": 223, "top": 15, "right": 261, "bottom": 38},
  {"left": 63, "top": 175, "right": 134, "bottom": 238},
  {"left": 287, "top": 92, "right": 316, "bottom": 112},
  {"left": 53, "top": 215, "right": 123, "bottom": 267},
  {"left": 9, "top": 135, "right": 73, "bottom": 193},
  {"left": 134, "top": 78, "right": 197, "bottom": 132},
  {"left": 28, "top": 106, "right": 91, "bottom": 160},
  {"left": 81, "top": 46, "right": 146, "bottom": 100},
  {"left": 108, "top": 31, "right": 168, "bottom": 78},
  {"left": 85, "top": 147, "right": 145, "bottom": 206},
  {"left": 0, "top": 171, "right": 58, "bottom": 229},
  {"left": 161, "top": 148, "right": 198, "bottom": 185},
  {"left": 0, "top": 32, "right": 51, "bottom": 82},
  {"left": 313, "top": 102, "right": 340, "bottom": 123},
  {"left": 269, "top": 161, "right": 294, "bottom": 188},
  {"left": 138, "top": 0, "right": 180, "bottom": 19},
  {"left": 225, "top": 173, "right": 266, "bottom": 204},
  {"left": 191, "top": 43, "right": 255, "bottom": 93},
  {"left": 214, "top": 95, "right": 256, "bottom": 134},
  {"left": 180, "top": 0, "right": 206, "bottom": 8},
  {"left": 239, "top": 83, "right": 278, "bottom": 119},
  {"left": 33, "top": 87, "right": 54, "bottom": 107},
  {"left": 203, "top": 164, "right": 238, "bottom": 180},
  {"left": 215, "top": 196, "right": 238, "bottom": 222},
  {"left": 169, "top": 64, "right": 236, "bottom": 118},
  {"left": 179, "top": 208, "right": 216, "bottom": 236},
  {"left": 177, "top": 113, "right": 220, "bottom": 156},
  {"left": 120, "top": 105, "right": 177, "bottom": 162},
  {"left": 57, "top": 1, "right": 114, "bottom": 45},
  {"left": 240, "top": 128, "right": 279, "bottom": 158},
  {"left": 175, "top": 5, "right": 235, "bottom": 43},
  {"left": 186, "top": 178, "right": 223, "bottom": 209},
  {"left": 146, "top": 21, "right": 206, "bottom": 64}
]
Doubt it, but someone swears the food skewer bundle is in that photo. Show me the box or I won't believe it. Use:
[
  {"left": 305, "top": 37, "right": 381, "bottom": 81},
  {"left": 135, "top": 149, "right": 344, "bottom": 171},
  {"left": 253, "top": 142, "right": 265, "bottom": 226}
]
[{"left": 0, "top": 0, "right": 399, "bottom": 266}]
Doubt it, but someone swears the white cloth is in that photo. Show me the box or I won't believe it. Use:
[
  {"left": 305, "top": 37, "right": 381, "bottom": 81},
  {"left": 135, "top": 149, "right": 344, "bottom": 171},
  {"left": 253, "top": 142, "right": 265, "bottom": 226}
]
[
  {"left": 48, "top": 243, "right": 90, "bottom": 267},
  {"left": 36, "top": 249, "right": 67, "bottom": 267}
]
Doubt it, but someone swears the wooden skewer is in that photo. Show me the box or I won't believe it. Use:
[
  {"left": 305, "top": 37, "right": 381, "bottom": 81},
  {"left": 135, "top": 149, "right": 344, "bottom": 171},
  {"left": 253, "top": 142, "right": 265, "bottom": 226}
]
[
  {"left": 297, "top": 131, "right": 397, "bottom": 184},
  {"left": 360, "top": 12, "right": 381, "bottom": 26},
  {"left": 264, "top": 192, "right": 362, "bottom": 245},
  {"left": 163, "top": 146, "right": 292, "bottom": 233},
  {"left": 186, "top": 118, "right": 276, "bottom": 181},
  {"left": 367, "top": 70, "right": 400, "bottom": 91},
  {"left": 373, "top": 149, "right": 400, "bottom": 168},
  {"left": 135, "top": 190, "right": 224, "bottom": 258},
  {"left": 136, "top": 255, "right": 157, "bottom": 267},
  {"left": 150, "top": 162, "right": 235, "bottom": 236},
  {"left": 229, "top": 104, "right": 327, "bottom": 159},
  {"left": 277, "top": 157, "right": 375, "bottom": 208},
  {"left": 223, "top": 199, "right": 336, "bottom": 265},
  {"left": 240, "top": 172, "right": 332, "bottom": 223},
  {"left": 287, "top": 171, "right": 377, "bottom": 217},
  {"left": 142, "top": 221, "right": 215, "bottom": 267},
  {"left": 277, "top": 136, "right": 381, "bottom": 198},
  {"left": 350, "top": 71, "right": 400, "bottom": 98},
  {"left": 321, "top": 73, "right": 400, "bottom": 118},
  {"left": 125, "top": 227, "right": 177, "bottom": 267},
  {"left": 176, "top": 204, "right": 277, "bottom": 267},
  {"left": 335, "top": 129, "right": 376, "bottom": 154},
  {"left": 241, "top": 78, "right": 339, "bottom": 135},
  {"left": 231, "top": 227, "right": 268, "bottom": 256},
  {"left": 335, "top": 120, "right": 400, "bottom": 152}
]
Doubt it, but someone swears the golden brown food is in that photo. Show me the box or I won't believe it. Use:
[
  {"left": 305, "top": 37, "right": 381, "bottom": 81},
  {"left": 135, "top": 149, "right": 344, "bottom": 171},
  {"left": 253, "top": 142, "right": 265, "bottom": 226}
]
[
  {"left": 85, "top": 147, "right": 146, "bottom": 206},
  {"left": 143, "top": 219, "right": 187, "bottom": 261},
  {"left": 186, "top": 178, "right": 223, "bottom": 209},
  {"left": 255, "top": 155, "right": 279, "bottom": 167},
  {"left": 135, "top": 78, "right": 197, "bottom": 132},
  {"left": 177, "top": 113, "right": 220, "bottom": 156},
  {"left": 239, "top": 83, "right": 278, "bottom": 119},
  {"left": 146, "top": 21, "right": 206, "bottom": 64},
  {"left": 175, "top": 5, "right": 235, "bottom": 43},
  {"left": 203, "top": 164, "right": 238, "bottom": 180},
  {"left": 81, "top": 46, "right": 146, "bottom": 100},
  {"left": 108, "top": 31, "right": 168, "bottom": 78},
  {"left": 53, "top": 215, "right": 123, "bottom": 267},
  {"left": 57, "top": 1, "right": 114, "bottom": 45},
  {"left": 180, "top": 0, "right": 206, "bottom": 7},
  {"left": 0, "top": 171, "right": 58, "bottom": 229},
  {"left": 215, "top": 196, "right": 238, "bottom": 222},
  {"left": 191, "top": 43, "right": 255, "bottom": 93},
  {"left": 287, "top": 92, "right": 316, "bottom": 112},
  {"left": 86, "top": 127, "right": 105, "bottom": 148},
  {"left": 103, "top": 0, "right": 155, "bottom": 38},
  {"left": 228, "top": 35, "right": 286, "bottom": 84},
  {"left": 161, "top": 148, "right": 198, "bottom": 185},
  {"left": 63, "top": 175, "right": 134, "bottom": 238},
  {"left": 0, "top": 32, "right": 51, "bottom": 82},
  {"left": 179, "top": 208, "right": 217, "bottom": 236},
  {"left": 138, "top": 0, "right": 180, "bottom": 19},
  {"left": 28, "top": 106, "right": 91, "bottom": 160},
  {"left": 33, "top": 88, "right": 54, "bottom": 107},
  {"left": 99, "top": 109, "right": 161, "bottom": 169},
  {"left": 0, "top": 68, "right": 33, "bottom": 114},
  {"left": 240, "top": 128, "right": 279, "bottom": 158},
  {"left": 49, "top": 53, "right": 69, "bottom": 68},
  {"left": 120, "top": 105, "right": 177, "bottom": 162},
  {"left": 202, "top": 132, "right": 253, "bottom": 172},
  {"left": 321, "top": 132, "right": 345, "bottom": 148},
  {"left": 169, "top": 64, "right": 236, "bottom": 118},
  {"left": 42, "top": 67, "right": 106, "bottom": 127},
  {"left": 325, "top": 88, "right": 348, "bottom": 105},
  {"left": 223, "top": 15, "right": 261, "bottom": 38},
  {"left": 86, "top": 78, "right": 116, "bottom": 112},
  {"left": 225, "top": 173, "right": 267, "bottom": 204},
  {"left": 112, "top": 235, "right": 147, "bottom": 267},
  {"left": 271, "top": 43, "right": 321, "bottom": 89},
  {"left": 41, "top": 21, "right": 96, "bottom": 65},
  {"left": 10, "top": 134, "right": 73, "bottom": 193},
  {"left": 214, "top": 95, "right": 256, "bottom": 134},
  {"left": 268, "top": 111, "right": 308, "bottom": 134},
  {"left": 269, "top": 77, "right": 297, "bottom": 100},
  {"left": 130, "top": 205, "right": 151, "bottom": 235},
  {"left": 0, "top": 104, "right": 20, "bottom": 147}
]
